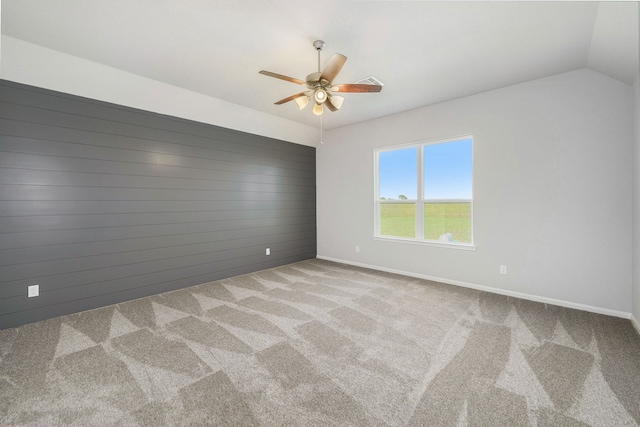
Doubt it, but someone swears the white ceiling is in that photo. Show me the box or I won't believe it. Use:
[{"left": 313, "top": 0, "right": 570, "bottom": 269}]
[{"left": 2, "top": 1, "right": 638, "bottom": 130}]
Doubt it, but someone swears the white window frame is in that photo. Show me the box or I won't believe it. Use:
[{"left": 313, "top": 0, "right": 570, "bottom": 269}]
[{"left": 373, "top": 135, "right": 475, "bottom": 250}]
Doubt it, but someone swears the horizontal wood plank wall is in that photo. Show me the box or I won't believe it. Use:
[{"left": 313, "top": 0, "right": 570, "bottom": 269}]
[{"left": 0, "top": 80, "right": 316, "bottom": 329}]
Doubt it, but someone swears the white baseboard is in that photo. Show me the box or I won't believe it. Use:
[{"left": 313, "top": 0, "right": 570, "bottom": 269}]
[
  {"left": 632, "top": 314, "right": 640, "bottom": 337},
  {"left": 316, "top": 255, "right": 632, "bottom": 320}
]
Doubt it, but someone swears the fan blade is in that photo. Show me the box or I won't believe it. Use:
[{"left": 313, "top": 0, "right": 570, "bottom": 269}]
[
  {"left": 319, "top": 53, "right": 347, "bottom": 84},
  {"left": 259, "top": 70, "right": 305, "bottom": 85},
  {"left": 275, "top": 92, "right": 308, "bottom": 105},
  {"left": 326, "top": 95, "right": 344, "bottom": 112},
  {"left": 332, "top": 83, "right": 382, "bottom": 93}
]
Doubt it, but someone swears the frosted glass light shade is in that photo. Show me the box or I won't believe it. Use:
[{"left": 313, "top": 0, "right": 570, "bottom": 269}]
[
  {"left": 328, "top": 95, "right": 344, "bottom": 110},
  {"left": 312, "top": 103, "right": 324, "bottom": 116},
  {"left": 294, "top": 95, "right": 309, "bottom": 110},
  {"left": 314, "top": 88, "right": 327, "bottom": 104}
]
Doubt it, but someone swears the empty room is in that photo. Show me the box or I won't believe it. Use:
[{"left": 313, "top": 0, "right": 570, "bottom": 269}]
[{"left": 1, "top": 1, "right": 639, "bottom": 426}]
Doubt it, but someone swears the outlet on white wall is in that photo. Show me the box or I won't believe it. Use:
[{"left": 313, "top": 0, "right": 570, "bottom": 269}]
[
  {"left": 28, "top": 284, "right": 39, "bottom": 297},
  {"left": 355, "top": 245, "right": 360, "bottom": 253},
  {"left": 500, "top": 265, "right": 507, "bottom": 275},
  {"left": 266, "top": 248, "right": 270, "bottom": 256}
]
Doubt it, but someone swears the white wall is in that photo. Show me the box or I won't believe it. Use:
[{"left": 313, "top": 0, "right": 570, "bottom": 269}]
[
  {"left": 0, "top": 36, "right": 318, "bottom": 147},
  {"left": 633, "top": 73, "right": 640, "bottom": 327},
  {"left": 318, "top": 68, "right": 633, "bottom": 315}
]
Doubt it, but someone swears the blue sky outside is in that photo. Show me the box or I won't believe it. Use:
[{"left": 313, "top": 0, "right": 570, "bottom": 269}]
[{"left": 379, "top": 138, "right": 472, "bottom": 200}]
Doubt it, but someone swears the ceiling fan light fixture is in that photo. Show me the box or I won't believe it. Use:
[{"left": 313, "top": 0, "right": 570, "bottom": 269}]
[
  {"left": 259, "top": 40, "right": 382, "bottom": 117},
  {"left": 314, "top": 88, "right": 327, "bottom": 104},
  {"left": 294, "top": 95, "right": 310, "bottom": 110}
]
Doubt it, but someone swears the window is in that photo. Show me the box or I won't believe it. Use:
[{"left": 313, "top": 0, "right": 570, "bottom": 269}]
[{"left": 375, "top": 136, "right": 473, "bottom": 247}]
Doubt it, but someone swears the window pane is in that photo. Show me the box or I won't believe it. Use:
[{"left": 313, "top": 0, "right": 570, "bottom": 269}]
[
  {"left": 423, "top": 139, "right": 472, "bottom": 200},
  {"left": 380, "top": 203, "right": 416, "bottom": 238},
  {"left": 424, "top": 202, "right": 472, "bottom": 243},
  {"left": 423, "top": 138, "right": 473, "bottom": 244},
  {"left": 379, "top": 147, "right": 417, "bottom": 200}
]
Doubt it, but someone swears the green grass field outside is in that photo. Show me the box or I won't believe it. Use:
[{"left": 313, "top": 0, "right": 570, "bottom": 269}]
[{"left": 380, "top": 202, "right": 472, "bottom": 243}]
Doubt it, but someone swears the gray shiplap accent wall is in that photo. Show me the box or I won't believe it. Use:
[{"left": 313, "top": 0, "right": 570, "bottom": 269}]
[{"left": 0, "top": 80, "right": 316, "bottom": 329}]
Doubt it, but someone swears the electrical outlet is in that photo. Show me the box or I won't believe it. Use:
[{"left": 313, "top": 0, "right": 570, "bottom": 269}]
[
  {"left": 355, "top": 245, "right": 360, "bottom": 253},
  {"left": 266, "top": 248, "right": 270, "bottom": 256},
  {"left": 28, "top": 284, "right": 39, "bottom": 298},
  {"left": 500, "top": 265, "right": 507, "bottom": 275}
]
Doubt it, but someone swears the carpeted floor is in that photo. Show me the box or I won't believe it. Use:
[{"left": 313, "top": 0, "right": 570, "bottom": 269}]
[{"left": 1, "top": 259, "right": 639, "bottom": 426}]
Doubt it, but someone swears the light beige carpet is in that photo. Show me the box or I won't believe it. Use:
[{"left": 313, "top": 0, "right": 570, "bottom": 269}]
[{"left": 1, "top": 259, "right": 639, "bottom": 426}]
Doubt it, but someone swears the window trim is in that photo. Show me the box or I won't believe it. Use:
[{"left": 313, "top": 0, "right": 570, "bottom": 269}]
[{"left": 374, "top": 135, "right": 475, "bottom": 249}]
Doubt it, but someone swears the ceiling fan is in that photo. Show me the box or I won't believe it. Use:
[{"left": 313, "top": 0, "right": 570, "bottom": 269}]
[{"left": 259, "top": 40, "right": 382, "bottom": 116}]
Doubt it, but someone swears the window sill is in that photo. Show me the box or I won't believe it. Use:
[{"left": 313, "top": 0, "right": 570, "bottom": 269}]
[{"left": 373, "top": 236, "right": 476, "bottom": 251}]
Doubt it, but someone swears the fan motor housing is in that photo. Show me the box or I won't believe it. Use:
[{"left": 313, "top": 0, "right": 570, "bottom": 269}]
[{"left": 306, "top": 72, "right": 321, "bottom": 84}]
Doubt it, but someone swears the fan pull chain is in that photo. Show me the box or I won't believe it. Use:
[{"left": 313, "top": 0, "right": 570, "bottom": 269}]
[{"left": 320, "top": 114, "right": 323, "bottom": 145}]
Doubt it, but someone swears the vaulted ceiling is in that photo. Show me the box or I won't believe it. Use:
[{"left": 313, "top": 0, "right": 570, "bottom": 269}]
[{"left": 2, "top": 1, "right": 638, "bottom": 130}]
